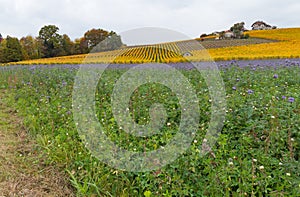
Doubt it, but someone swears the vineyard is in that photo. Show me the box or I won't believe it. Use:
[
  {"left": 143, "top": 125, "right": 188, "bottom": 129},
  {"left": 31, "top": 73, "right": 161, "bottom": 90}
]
[
  {"left": 4, "top": 27, "right": 300, "bottom": 65},
  {"left": 209, "top": 28, "right": 300, "bottom": 60},
  {"left": 1, "top": 27, "right": 300, "bottom": 196}
]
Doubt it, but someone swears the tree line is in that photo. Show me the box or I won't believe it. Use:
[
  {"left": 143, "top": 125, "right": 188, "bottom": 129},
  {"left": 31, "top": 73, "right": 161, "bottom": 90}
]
[{"left": 0, "top": 25, "right": 124, "bottom": 63}]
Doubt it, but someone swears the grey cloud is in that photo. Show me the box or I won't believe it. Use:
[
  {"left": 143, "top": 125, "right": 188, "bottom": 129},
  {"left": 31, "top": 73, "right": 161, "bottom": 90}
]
[{"left": 0, "top": 0, "right": 299, "bottom": 45}]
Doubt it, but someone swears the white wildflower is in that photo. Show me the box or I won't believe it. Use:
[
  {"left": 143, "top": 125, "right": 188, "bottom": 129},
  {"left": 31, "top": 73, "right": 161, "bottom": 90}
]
[{"left": 259, "top": 166, "right": 264, "bottom": 170}]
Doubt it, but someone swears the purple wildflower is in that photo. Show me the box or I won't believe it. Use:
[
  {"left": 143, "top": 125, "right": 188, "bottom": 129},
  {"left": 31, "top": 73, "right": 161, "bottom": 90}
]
[
  {"left": 232, "top": 86, "right": 237, "bottom": 90},
  {"left": 282, "top": 96, "right": 286, "bottom": 100},
  {"left": 247, "top": 90, "right": 254, "bottom": 94},
  {"left": 288, "top": 97, "right": 295, "bottom": 103},
  {"left": 273, "top": 74, "right": 278, "bottom": 79}
]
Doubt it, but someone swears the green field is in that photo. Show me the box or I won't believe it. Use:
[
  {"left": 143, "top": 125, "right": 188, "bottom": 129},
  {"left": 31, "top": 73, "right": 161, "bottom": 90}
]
[{"left": 1, "top": 61, "right": 299, "bottom": 196}]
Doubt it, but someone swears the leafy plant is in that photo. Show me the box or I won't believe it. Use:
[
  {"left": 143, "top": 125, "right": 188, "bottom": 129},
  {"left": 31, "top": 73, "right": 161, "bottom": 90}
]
[{"left": 0, "top": 61, "right": 299, "bottom": 196}]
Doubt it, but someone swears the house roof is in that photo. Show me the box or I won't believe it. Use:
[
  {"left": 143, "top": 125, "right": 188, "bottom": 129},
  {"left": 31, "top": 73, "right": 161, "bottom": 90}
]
[{"left": 251, "top": 21, "right": 271, "bottom": 27}]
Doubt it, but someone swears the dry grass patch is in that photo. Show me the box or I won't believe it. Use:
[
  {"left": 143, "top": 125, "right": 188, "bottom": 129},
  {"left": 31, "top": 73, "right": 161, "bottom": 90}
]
[{"left": 0, "top": 90, "right": 75, "bottom": 197}]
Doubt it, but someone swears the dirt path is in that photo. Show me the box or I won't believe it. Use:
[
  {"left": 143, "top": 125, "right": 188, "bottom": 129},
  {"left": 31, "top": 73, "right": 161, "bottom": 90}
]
[{"left": 0, "top": 90, "right": 74, "bottom": 197}]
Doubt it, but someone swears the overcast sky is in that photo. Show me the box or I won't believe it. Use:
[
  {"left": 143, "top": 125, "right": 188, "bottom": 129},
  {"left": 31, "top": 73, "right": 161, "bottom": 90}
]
[{"left": 0, "top": 0, "right": 299, "bottom": 45}]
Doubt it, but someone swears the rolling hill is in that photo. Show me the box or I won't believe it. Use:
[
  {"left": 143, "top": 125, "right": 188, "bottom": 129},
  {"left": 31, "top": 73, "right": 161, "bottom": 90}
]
[{"left": 6, "top": 27, "right": 300, "bottom": 65}]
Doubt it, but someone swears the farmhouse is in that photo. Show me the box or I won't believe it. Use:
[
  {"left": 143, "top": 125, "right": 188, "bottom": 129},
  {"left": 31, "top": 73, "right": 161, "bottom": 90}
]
[
  {"left": 224, "top": 31, "right": 234, "bottom": 39},
  {"left": 251, "top": 21, "right": 275, "bottom": 30}
]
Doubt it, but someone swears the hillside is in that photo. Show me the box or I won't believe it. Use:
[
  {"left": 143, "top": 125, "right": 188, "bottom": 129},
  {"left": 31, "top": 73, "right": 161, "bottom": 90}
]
[
  {"left": 6, "top": 27, "right": 300, "bottom": 65},
  {"left": 208, "top": 28, "right": 300, "bottom": 60}
]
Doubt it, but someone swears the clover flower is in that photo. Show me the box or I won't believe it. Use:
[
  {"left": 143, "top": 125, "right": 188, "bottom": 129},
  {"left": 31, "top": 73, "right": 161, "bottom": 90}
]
[
  {"left": 259, "top": 166, "right": 264, "bottom": 170},
  {"left": 247, "top": 90, "right": 254, "bottom": 94},
  {"left": 288, "top": 97, "right": 295, "bottom": 103}
]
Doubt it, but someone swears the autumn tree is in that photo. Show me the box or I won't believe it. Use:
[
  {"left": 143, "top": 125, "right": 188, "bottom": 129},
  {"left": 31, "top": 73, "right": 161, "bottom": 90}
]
[
  {"left": 0, "top": 26, "right": 123, "bottom": 61},
  {"left": 107, "top": 31, "right": 123, "bottom": 50},
  {"left": 83, "top": 28, "right": 110, "bottom": 52},
  {"left": 93, "top": 31, "right": 123, "bottom": 52},
  {"left": 74, "top": 37, "right": 88, "bottom": 54},
  {"left": 20, "top": 35, "right": 40, "bottom": 60}
]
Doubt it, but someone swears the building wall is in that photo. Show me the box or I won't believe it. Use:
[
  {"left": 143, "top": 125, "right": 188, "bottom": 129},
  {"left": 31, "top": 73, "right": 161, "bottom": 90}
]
[{"left": 252, "top": 24, "right": 272, "bottom": 30}]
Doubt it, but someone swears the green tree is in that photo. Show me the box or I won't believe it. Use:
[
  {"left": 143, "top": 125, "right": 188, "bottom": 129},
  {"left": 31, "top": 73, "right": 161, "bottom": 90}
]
[
  {"left": 3, "top": 36, "right": 23, "bottom": 63},
  {"left": 38, "top": 25, "right": 64, "bottom": 57},
  {"left": 61, "top": 34, "right": 75, "bottom": 56},
  {"left": 0, "top": 39, "right": 7, "bottom": 63},
  {"left": 230, "top": 22, "right": 246, "bottom": 39}
]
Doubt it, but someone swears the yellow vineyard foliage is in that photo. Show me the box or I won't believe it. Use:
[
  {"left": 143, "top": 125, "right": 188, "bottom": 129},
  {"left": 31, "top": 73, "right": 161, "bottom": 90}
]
[
  {"left": 207, "top": 28, "right": 300, "bottom": 60},
  {"left": 8, "top": 27, "right": 300, "bottom": 65},
  {"left": 247, "top": 28, "right": 300, "bottom": 41}
]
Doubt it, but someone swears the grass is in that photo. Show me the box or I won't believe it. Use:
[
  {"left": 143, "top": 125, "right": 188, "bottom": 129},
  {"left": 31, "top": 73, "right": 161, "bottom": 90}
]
[
  {"left": 0, "top": 62, "right": 299, "bottom": 196},
  {"left": 0, "top": 89, "right": 74, "bottom": 196}
]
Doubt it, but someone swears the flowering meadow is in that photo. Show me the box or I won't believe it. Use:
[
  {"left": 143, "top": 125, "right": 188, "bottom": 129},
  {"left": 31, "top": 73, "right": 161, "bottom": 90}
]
[{"left": 0, "top": 59, "right": 299, "bottom": 196}]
